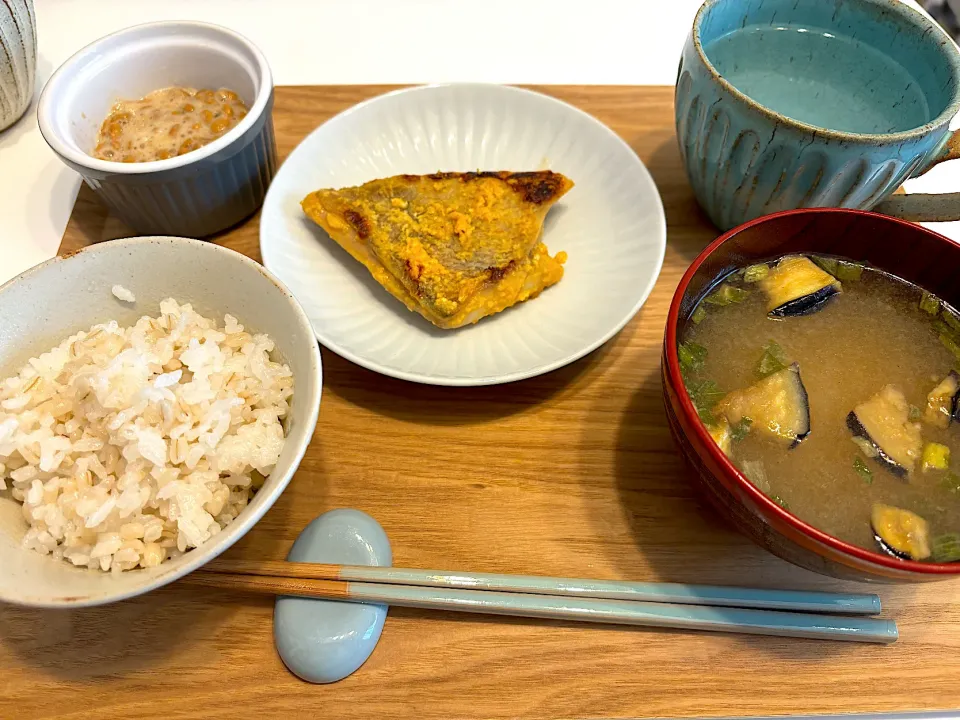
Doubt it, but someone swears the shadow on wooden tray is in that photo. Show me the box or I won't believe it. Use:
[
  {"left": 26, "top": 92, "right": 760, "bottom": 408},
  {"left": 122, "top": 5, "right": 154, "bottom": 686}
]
[
  {"left": 325, "top": 336, "right": 614, "bottom": 427},
  {"left": 0, "top": 487, "right": 298, "bottom": 681},
  {"left": 643, "top": 137, "right": 719, "bottom": 264},
  {"left": 0, "top": 585, "right": 272, "bottom": 682},
  {"left": 58, "top": 184, "right": 265, "bottom": 257},
  {"left": 58, "top": 184, "right": 130, "bottom": 251}
]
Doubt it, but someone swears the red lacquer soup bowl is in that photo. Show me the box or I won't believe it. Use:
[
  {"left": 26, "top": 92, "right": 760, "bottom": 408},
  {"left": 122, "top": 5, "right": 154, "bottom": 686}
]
[{"left": 663, "top": 208, "right": 960, "bottom": 582}]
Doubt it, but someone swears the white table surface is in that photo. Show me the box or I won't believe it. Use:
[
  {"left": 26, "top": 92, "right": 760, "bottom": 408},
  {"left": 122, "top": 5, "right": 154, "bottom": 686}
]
[{"left": 2, "top": 0, "right": 958, "bottom": 284}]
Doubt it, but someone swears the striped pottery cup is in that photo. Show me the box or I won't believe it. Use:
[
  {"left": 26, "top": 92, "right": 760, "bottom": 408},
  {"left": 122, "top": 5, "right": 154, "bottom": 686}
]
[
  {"left": 0, "top": 0, "right": 35, "bottom": 131},
  {"left": 677, "top": 0, "right": 960, "bottom": 231}
]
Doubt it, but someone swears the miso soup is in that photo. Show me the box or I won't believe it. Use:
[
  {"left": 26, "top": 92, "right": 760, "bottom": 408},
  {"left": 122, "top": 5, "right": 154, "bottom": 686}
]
[{"left": 679, "top": 254, "right": 960, "bottom": 563}]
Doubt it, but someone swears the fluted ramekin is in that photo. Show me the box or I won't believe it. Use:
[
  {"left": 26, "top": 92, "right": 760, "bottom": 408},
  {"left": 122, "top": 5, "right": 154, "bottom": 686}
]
[{"left": 38, "top": 21, "right": 277, "bottom": 237}]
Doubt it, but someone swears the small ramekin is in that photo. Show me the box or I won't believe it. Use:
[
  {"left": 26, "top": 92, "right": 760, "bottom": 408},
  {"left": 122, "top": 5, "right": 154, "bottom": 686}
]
[{"left": 38, "top": 21, "right": 277, "bottom": 237}]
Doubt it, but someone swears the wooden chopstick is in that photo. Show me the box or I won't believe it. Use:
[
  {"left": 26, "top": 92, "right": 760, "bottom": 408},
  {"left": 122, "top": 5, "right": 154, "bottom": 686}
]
[
  {"left": 203, "top": 557, "right": 882, "bottom": 616},
  {"left": 184, "top": 570, "right": 898, "bottom": 644}
]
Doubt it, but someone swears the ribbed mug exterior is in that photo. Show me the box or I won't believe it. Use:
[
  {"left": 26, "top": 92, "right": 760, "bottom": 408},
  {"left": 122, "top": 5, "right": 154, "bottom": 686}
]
[
  {"left": 0, "top": 0, "right": 36, "bottom": 131},
  {"left": 676, "top": 0, "right": 960, "bottom": 232},
  {"left": 675, "top": 51, "right": 939, "bottom": 232}
]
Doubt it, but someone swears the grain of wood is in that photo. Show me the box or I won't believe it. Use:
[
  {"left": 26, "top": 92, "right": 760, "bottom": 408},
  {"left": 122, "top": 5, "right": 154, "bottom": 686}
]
[{"left": 2, "top": 85, "right": 958, "bottom": 720}]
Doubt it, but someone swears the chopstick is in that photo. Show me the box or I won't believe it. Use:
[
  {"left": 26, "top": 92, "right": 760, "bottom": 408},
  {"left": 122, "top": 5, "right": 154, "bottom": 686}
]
[
  {"left": 185, "top": 570, "right": 898, "bottom": 644},
  {"left": 204, "top": 558, "right": 882, "bottom": 615}
]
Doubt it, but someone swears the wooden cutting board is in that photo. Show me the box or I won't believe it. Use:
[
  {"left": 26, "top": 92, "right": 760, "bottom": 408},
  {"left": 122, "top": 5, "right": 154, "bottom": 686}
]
[{"left": 3, "top": 85, "right": 959, "bottom": 720}]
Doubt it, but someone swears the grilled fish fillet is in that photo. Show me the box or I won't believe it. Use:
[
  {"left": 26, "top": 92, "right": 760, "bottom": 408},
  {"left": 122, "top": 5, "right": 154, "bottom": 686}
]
[{"left": 301, "top": 171, "right": 573, "bottom": 329}]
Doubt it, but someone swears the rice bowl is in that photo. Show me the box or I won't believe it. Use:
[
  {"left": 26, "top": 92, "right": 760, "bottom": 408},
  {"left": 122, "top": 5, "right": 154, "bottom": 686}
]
[
  {"left": 0, "top": 236, "right": 322, "bottom": 607},
  {"left": 2, "top": 299, "right": 293, "bottom": 573}
]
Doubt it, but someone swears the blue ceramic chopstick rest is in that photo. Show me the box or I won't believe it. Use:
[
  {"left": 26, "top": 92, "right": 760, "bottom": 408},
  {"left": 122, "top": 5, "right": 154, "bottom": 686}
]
[{"left": 274, "top": 509, "right": 392, "bottom": 683}]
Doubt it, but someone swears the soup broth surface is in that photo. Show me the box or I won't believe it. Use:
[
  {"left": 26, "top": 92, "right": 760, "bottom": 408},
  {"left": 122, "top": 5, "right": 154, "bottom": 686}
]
[
  {"left": 705, "top": 24, "right": 930, "bottom": 134},
  {"left": 682, "top": 259, "right": 960, "bottom": 558}
]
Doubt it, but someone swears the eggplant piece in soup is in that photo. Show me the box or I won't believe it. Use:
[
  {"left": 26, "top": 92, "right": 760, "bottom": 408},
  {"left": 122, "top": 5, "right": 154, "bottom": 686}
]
[
  {"left": 924, "top": 371, "right": 960, "bottom": 429},
  {"left": 847, "top": 386, "right": 923, "bottom": 479},
  {"left": 707, "top": 419, "right": 733, "bottom": 456},
  {"left": 715, "top": 364, "right": 810, "bottom": 448},
  {"left": 872, "top": 504, "right": 931, "bottom": 560},
  {"left": 759, "top": 255, "right": 841, "bottom": 318}
]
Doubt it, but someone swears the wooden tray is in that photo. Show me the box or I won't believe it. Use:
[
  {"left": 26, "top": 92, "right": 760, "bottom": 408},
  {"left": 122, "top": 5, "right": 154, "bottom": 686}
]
[{"left": 3, "top": 86, "right": 959, "bottom": 720}]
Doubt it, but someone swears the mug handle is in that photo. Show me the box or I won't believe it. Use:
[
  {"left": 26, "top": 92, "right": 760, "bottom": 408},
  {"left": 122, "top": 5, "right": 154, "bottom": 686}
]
[{"left": 874, "top": 129, "right": 960, "bottom": 222}]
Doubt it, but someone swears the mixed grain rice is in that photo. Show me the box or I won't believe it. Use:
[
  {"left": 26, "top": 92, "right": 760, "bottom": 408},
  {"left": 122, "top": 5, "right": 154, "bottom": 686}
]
[{"left": 0, "top": 298, "right": 293, "bottom": 572}]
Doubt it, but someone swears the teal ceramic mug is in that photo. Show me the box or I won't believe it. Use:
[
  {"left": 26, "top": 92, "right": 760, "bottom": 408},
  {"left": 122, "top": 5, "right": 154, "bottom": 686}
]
[{"left": 677, "top": 0, "right": 960, "bottom": 231}]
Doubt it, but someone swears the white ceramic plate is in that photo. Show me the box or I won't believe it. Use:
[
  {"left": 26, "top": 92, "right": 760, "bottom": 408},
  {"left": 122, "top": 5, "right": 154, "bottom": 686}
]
[{"left": 260, "top": 84, "right": 666, "bottom": 386}]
